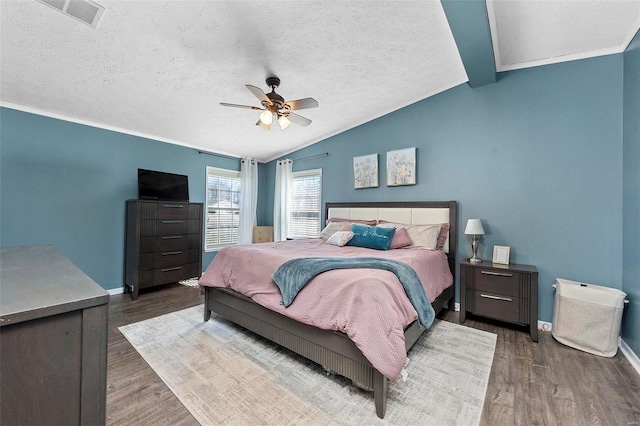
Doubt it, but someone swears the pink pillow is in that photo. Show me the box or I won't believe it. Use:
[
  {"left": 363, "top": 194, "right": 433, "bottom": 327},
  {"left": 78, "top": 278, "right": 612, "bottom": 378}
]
[
  {"left": 436, "top": 223, "right": 450, "bottom": 251},
  {"left": 390, "top": 227, "right": 412, "bottom": 249},
  {"left": 339, "top": 224, "right": 352, "bottom": 231},
  {"left": 327, "top": 217, "right": 377, "bottom": 226},
  {"left": 378, "top": 220, "right": 450, "bottom": 251}
]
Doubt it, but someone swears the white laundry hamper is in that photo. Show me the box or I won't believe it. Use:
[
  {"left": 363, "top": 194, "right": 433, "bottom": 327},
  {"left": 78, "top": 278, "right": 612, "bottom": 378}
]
[{"left": 552, "top": 278, "right": 628, "bottom": 357}]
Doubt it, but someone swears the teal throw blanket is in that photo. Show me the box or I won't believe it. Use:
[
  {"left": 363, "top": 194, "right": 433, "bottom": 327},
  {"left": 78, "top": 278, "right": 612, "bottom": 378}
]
[{"left": 271, "top": 257, "right": 435, "bottom": 328}]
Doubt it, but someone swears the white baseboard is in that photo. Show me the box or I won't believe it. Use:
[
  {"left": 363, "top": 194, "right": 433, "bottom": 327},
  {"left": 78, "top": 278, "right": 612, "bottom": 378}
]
[
  {"left": 619, "top": 338, "right": 640, "bottom": 377},
  {"left": 108, "top": 287, "right": 125, "bottom": 295}
]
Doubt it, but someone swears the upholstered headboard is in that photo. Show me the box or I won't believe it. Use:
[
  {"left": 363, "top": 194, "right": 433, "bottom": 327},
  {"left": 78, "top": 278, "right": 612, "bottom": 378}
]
[{"left": 325, "top": 201, "right": 457, "bottom": 260}]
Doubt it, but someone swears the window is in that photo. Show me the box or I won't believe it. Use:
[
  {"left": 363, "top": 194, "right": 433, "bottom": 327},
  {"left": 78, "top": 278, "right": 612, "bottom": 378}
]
[
  {"left": 205, "top": 166, "right": 241, "bottom": 251},
  {"left": 288, "top": 168, "right": 322, "bottom": 238}
]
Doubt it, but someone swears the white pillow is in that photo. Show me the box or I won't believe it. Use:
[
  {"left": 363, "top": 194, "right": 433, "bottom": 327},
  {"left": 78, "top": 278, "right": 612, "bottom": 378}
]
[
  {"left": 378, "top": 223, "right": 441, "bottom": 249},
  {"left": 326, "top": 231, "right": 355, "bottom": 246},
  {"left": 319, "top": 222, "right": 345, "bottom": 240}
]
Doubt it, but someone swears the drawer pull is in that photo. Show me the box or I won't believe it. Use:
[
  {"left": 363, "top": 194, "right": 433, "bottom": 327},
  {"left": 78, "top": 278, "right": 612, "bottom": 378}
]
[
  {"left": 161, "top": 267, "right": 182, "bottom": 272},
  {"left": 161, "top": 236, "right": 183, "bottom": 240},
  {"left": 163, "top": 204, "right": 184, "bottom": 208},
  {"left": 161, "top": 251, "right": 183, "bottom": 256},
  {"left": 162, "top": 220, "right": 184, "bottom": 224},
  {"left": 480, "top": 271, "right": 513, "bottom": 277},
  {"left": 480, "top": 293, "right": 513, "bottom": 302}
]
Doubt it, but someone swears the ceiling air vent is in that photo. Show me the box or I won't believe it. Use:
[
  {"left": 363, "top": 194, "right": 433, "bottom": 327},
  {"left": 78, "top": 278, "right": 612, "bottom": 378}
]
[{"left": 36, "top": 0, "right": 105, "bottom": 28}]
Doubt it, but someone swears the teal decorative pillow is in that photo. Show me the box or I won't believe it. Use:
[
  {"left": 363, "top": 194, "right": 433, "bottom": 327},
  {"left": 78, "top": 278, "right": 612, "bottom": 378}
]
[{"left": 347, "top": 224, "right": 396, "bottom": 250}]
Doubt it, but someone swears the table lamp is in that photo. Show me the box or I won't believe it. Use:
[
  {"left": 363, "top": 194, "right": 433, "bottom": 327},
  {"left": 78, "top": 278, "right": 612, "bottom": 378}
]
[{"left": 464, "top": 219, "right": 485, "bottom": 263}]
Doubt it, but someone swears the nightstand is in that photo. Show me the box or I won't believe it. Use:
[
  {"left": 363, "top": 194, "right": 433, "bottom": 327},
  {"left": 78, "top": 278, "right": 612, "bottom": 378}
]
[{"left": 460, "top": 259, "right": 538, "bottom": 342}]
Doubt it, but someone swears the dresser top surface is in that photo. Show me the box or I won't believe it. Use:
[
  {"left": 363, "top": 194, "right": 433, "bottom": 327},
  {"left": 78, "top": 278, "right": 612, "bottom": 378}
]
[
  {"left": 460, "top": 259, "right": 537, "bottom": 273},
  {"left": 0, "top": 245, "right": 109, "bottom": 325}
]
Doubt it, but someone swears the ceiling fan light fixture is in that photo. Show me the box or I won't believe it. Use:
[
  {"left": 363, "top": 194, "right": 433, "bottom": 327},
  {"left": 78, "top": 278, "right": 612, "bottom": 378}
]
[
  {"left": 258, "top": 121, "right": 271, "bottom": 131},
  {"left": 278, "top": 115, "right": 291, "bottom": 130},
  {"left": 222, "top": 76, "right": 317, "bottom": 130},
  {"left": 259, "top": 110, "right": 273, "bottom": 125}
]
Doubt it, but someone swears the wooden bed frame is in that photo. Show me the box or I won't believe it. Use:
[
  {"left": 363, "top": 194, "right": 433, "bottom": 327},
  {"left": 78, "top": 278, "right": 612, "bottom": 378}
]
[{"left": 203, "top": 200, "right": 457, "bottom": 418}]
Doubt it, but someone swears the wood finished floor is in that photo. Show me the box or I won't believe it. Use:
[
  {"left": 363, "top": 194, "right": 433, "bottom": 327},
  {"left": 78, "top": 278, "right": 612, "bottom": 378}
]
[{"left": 107, "top": 285, "right": 640, "bottom": 425}]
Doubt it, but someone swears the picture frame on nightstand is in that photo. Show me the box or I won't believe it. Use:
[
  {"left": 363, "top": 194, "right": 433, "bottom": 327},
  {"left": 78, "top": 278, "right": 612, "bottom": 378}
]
[{"left": 492, "top": 245, "right": 510, "bottom": 264}]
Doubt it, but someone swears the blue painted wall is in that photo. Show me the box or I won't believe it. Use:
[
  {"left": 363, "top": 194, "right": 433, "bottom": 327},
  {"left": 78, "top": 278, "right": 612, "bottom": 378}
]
[
  {"left": 1, "top": 50, "right": 634, "bottom": 348},
  {"left": 0, "top": 107, "right": 238, "bottom": 291},
  {"left": 622, "top": 30, "right": 640, "bottom": 355},
  {"left": 260, "top": 55, "right": 624, "bottom": 324},
  {"left": 257, "top": 162, "right": 275, "bottom": 227}
]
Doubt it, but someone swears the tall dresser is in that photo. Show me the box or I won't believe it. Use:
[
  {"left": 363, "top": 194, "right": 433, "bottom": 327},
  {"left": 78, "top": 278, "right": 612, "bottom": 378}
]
[{"left": 125, "top": 199, "right": 203, "bottom": 300}]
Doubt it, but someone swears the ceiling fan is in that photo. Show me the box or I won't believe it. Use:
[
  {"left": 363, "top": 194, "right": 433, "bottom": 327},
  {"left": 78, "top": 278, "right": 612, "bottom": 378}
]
[{"left": 220, "top": 76, "right": 318, "bottom": 131}]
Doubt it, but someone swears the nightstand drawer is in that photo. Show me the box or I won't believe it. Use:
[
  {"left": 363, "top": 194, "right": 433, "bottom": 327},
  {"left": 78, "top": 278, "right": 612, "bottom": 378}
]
[
  {"left": 473, "top": 291, "right": 520, "bottom": 323},
  {"left": 474, "top": 268, "right": 521, "bottom": 297}
]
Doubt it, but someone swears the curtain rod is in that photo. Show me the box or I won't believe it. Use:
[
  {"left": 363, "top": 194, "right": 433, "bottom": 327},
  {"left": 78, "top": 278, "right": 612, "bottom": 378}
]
[
  {"left": 291, "top": 152, "right": 329, "bottom": 162},
  {"left": 196, "top": 150, "right": 240, "bottom": 160},
  {"left": 197, "top": 149, "right": 328, "bottom": 163}
]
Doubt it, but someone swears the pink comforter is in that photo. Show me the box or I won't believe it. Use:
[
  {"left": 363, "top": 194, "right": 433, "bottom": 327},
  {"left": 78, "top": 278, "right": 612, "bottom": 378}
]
[{"left": 198, "top": 239, "right": 453, "bottom": 380}]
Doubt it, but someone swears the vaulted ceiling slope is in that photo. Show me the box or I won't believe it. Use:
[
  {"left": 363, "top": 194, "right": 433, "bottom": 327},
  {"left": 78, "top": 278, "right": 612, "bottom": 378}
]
[{"left": 1, "top": 1, "right": 639, "bottom": 162}]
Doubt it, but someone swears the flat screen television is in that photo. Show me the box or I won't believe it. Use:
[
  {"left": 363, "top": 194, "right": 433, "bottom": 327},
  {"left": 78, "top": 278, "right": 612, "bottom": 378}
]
[{"left": 138, "top": 169, "right": 189, "bottom": 202}]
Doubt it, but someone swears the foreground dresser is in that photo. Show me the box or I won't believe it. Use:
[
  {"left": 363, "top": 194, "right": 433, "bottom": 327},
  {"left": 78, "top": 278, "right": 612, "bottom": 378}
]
[
  {"left": 0, "top": 245, "right": 109, "bottom": 425},
  {"left": 125, "top": 199, "right": 203, "bottom": 300}
]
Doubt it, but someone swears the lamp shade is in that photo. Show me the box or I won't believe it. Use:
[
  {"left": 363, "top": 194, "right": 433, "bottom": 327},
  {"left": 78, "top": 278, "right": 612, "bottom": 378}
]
[
  {"left": 464, "top": 219, "right": 485, "bottom": 235},
  {"left": 278, "top": 115, "right": 291, "bottom": 130},
  {"left": 259, "top": 110, "right": 273, "bottom": 125}
]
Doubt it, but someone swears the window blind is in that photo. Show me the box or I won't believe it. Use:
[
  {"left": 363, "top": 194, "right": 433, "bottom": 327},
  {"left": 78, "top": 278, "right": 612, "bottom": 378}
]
[
  {"left": 205, "top": 166, "right": 241, "bottom": 251},
  {"left": 288, "top": 168, "right": 322, "bottom": 238}
]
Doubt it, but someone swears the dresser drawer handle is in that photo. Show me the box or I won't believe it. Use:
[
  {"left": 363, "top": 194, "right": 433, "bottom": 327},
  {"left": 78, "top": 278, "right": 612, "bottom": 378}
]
[
  {"left": 163, "top": 204, "right": 184, "bottom": 208},
  {"left": 480, "top": 271, "right": 513, "bottom": 277},
  {"left": 161, "top": 251, "right": 182, "bottom": 256},
  {"left": 162, "top": 220, "right": 184, "bottom": 224},
  {"left": 160, "top": 267, "right": 182, "bottom": 272},
  {"left": 161, "top": 236, "right": 183, "bottom": 240},
  {"left": 480, "top": 294, "right": 513, "bottom": 302}
]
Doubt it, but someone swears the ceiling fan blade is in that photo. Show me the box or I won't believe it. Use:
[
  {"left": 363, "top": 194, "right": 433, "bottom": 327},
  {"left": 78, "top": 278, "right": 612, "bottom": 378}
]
[
  {"left": 286, "top": 112, "right": 312, "bottom": 127},
  {"left": 283, "top": 97, "right": 318, "bottom": 110},
  {"left": 246, "top": 85, "right": 272, "bottom": 105},
  {"left": 220, "top": 102, "right": 263, "bottom": 110}
]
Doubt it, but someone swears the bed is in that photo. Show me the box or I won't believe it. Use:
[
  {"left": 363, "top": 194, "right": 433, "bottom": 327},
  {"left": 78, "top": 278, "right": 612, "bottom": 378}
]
[{"left": 200, "top": 201, "right": 457, "bottom": 418}]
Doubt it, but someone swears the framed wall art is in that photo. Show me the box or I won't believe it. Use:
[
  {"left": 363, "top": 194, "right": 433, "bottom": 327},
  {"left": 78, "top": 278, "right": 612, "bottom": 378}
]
[
  {"left": 386, "top": 147, "right": 416, "bottom": 186},
  {"left": 353, "top": 153, "right": 378, "bottom": 189}
]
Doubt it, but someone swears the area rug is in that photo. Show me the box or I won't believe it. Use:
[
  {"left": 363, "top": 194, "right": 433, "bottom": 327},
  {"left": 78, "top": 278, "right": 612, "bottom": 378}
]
[
  {"left": 119, "top": 306, "right": 496, "bottom": 425},
  {"left": 178, "top": 277, "right": 200, "bottom": 287}
]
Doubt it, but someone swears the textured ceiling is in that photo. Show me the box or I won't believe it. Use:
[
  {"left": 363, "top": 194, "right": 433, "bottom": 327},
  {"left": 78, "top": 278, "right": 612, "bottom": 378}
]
[
  {"left": 1, "top": 1, "right": 639, "bottom": 162},
  {"left": 487, "top": 0, "right": 640, "bottom": 71}
]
